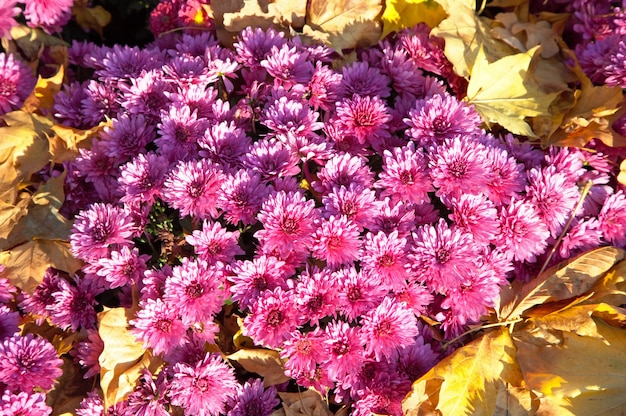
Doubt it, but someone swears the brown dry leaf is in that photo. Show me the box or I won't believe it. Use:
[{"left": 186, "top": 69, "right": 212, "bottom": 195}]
[
  {"left": 582, "top": 259, "right": 626, "bottom": 307},
  {"left": 222, "top": 1, "right": 282, "bottom": 36},
  {"left": 514, "top": 318, "right": 626, "bottom": 415},
  {"left": 465, "top": 45, "right": 560, "bottom": 136},
  {"left": 7, "top": 25, "right": 68, "bottom": 62},
  {"left": 0, "top": 148, "right": 19, "bottom": 204},
  {"left": 500, "top": 246, "right": 625, "bottom": 321},
  {"left": 0, "top": 197, "right": 30, "bottom": 241},
  {"left": 98, "top": 307, "right": 163, "bottom": 408},
  {"left": 491, "top": 12, "right": 560, "bottom": 58},
  {"left": 72, "top": 0, "right": 112, "bottom": 36},
  {"left": 0, "top": 239, "right": 82, "bottom": 294},
  {"left": 403, "top": 328, "right": 533, "bottom": 415},
  {"left": 22, "top": 65, "right": 65, "bottom": 113},
  {"left": 50, "top": 121, "right": 108, "bottom": 163},
  {"left": 278, "top": 390, "right": 333, "bottom": 416},
  {"left": 48, "top": 357, "right": 93, "bottom": 416},
  {"left": 431, "top": 0, "right": 515, "bottom": 77},
  {"left": 381, "top": 0, "right": 446, "bottom": 37},
  {"left": 227, "top": 347, "right": 290, "bottom": 386},
  {"left": 202, "top": 0, "right": 245, "bottom": 46},
  {"left": 304, "top": 0, "right": 383, "bottom": 52}
]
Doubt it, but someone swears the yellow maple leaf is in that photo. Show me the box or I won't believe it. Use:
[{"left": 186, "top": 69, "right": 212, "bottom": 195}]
[
  {"left": 21, "top": 63, "right": 65, "bottom": 113},
  {"left": 381, "top": 0, "right": 446, "bottom": 37},
  {"left": 464, "top": 45, "right": 560, "bottom": 137}
]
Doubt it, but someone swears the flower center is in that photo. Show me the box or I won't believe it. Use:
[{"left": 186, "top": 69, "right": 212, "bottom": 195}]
[
  {"left": 266, "top": 309, "right": 283, "bottom": 327},
  {"left": 186, "top": 282, "right": 204, "bottom": 298}
]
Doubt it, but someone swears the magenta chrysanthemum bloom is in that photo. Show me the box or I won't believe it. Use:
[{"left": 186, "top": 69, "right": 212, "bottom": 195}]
[
  {"left": 448, "top": 193, "right": 499, "bottom": 246},
  {"left": 96, "top": 246, "right": 150, "bottom": 288},
  {"left": 294, "top": 268, "right": 339, "bottom": 326},
  {"left": 281, "top": 329, "right": 327, "bottom": 378},
  {"left": 186, "top": 220, "right": 244, "bottom": 265},
  {"left": 70, "top": 203, "right": 135, "bottom": 261},
  {"left": 130, "top": 298, "right": 187, "bottom": 355},
  {"left": 121, "top": 69, "right": 172, "bottom": 118},
  {"left": 149, "top": 0, "right": 180, "bottom": 36},
  {"left": 255, "top": 190, "right": 320, "bottom": 257},
  {"left": 483, "top": 145, "right": 527, "bottom": 206},
  {"left": 322, "top": 184, "right": 378, "bottom": 231},
  {"left": 243, "top": 139, "right": 300, "bottom": 181},
  {"left": 307, "top": 61, "right": 343, "bottom": 111},
  {"left": 234, "top": 26, "right": 287, "bottom": 69},
  {"left": 334, "top": 94, "right": 391, "bottom": 147},
  {"left": 0, "top": 1, "right": 19, "bottom": 39},
  {"left": 119, "top": 152, "right": 170, "bottom": 205},
  {"left": 228, "top": 255, "right": 289, "bottom": 310},
  {"left": 376, "top": 142, "right": 433, "bottom": 205},
  {"left": 369, "top": 198, "right": 417, "bottom": 237},
  {"left": 81, "top": 79, "right": 121, "bottom": 125},
  {"left": 339, "top": 61, "right": 390, "bottom": 99},
  {"left": 393, "top": 281, "right": 433, "bottom": 316},
  {"left": 0, "top": 275, "right": 16, "bottom": 304},
  {"left": 310, "top": 216, "right": 361, "bottom": 269},
  {"left": 409, "top": 219, "right": 481, "bottom": 293},
  {"left": 156, "top": 104, "right": 209, "bottom": 162},
  {"left": 0, "top": 305, "right": 20, "bottom": 340},
  {"left": 169, "top": 353, "right": 237, "bottom": 416},
  {"left": 126, "top": 369, "right": 170, "bottom": 416},
  {"left": 262, "top": 95, "right": 323, "bottom": 142},
  {"left": 243, "top": 287, "right": 300, "bottom": 349},
  {"left": 322, "top": 320, "right": 365, "bottom": 382},
  {"left": 217, "top": 170, "right": 269, "bottom": 226},
  {"left": 0, "top": 391, "right": 51, "bottom": 416},
  {"left": 334, "top": 266, "right": 387, "bottom": 322},
  {"left": 199, "top": 121, "right": 251, "bottom": 169},
  {"left": 380, "top": 46, "right": 426, "bottom": 97},
  {"left": 227, "top": 378, "right": 280, "bottom": 416},
  {"left": 161, "top": 159, "right": 225, "bottom": 220},
  {"left": 428, "top": 136, "right": 490, "bottom": 200},
  {"left": 494, "top": 199, "right": 551, "bottom": 263},
  {"left": 49, "top": 277, "right": 100, "bottom": 331},
  {"left": 314, "top": 153, "right": 374, "bottom": 195},
  {"left": 99, "top": 113, "right": 156, "bottom": 161},
  {"left": 163, "top": 258, "right": 225, "bottom": 326},
  {"left": 72, "top": 329, "right": 104, "bottom": 379},
  {"left": 261, "top": 44, "right": 314, "bottom": 86},
  {"left": 558, "top": 218, "right": 603, "bottom": 260},
  {"left": 0, "top": 53, "right": 36, "bottom": 116},
  {"left": 598, "top": 191, "right": 626, "bottom": 247},
  {"left": 361, "top": 230, "right": 411, "bottom": 291},
  {"left": 19, "top": 268, "right": 63, "bottom": 320},
  {"left": 360, "top": 297, "right": 419, "bottom": 361},
  {"left": 404, "top": 93, "right": 482, "bottom": 145},
  {"left": 163, "top": 55, "right": 211, "bottom": 87},
  {"left": 0, "top": 334, "right": 63, "bottom": 392},
  {"left": 76, "top": 391, "right": 104, "bottom": 416},
  {"left": 23, "top": 0, "right": 73, "bottom": 33},
  {"left": 395, "top": 335, "right": 439, "bottom": 382}
]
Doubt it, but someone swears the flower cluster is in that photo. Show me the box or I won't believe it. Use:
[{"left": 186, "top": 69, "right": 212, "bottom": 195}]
[
  {"left": 0, "top": 3, "right": 625, "bottom": 415},
  {"left": 0, "top": 0, "right": 74, "bottom": 36}
]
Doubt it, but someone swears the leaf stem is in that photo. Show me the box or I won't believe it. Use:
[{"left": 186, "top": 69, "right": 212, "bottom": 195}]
[{"left": 442, "top": 318, "right": 523, "bottom": 349}]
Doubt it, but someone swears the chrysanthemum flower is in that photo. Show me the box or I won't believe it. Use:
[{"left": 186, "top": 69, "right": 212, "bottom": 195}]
[
  {"left": 494, "top": 199, "right": 551, "bottom": 263},
  {"left": 334, "top": 266, "right": 387, "bottom": 322},
  {"left": 121, "top": 69, "right": 172, "bottom": 118},
  {"left": 72, "top": 329, "right": 104, "bottom": 379},
  {"left": 255, "top": 190, "right": 320, "bottom": 258},
  {"left": 360, "top": 297, "right": 419, "bottom": 360},
  {"left": 163, "top": 55, "right": 210, "bottom": 87},
  {"left": 361, "top": 230, "right": 411, "bottom": 291},
  {"left": 294, "top": 268, "right": 340, "bottom": 326},
  {"left": 307, "top": 61, "right": 343, "bottom": 111},
  {"left": 334, "top": 94, "right": 392, "bottom": 147},
  {"left": 126, "top": 369, "right": 170, "bottom": 416},
  {"left": 23, "top": 0, "right": 73, "bottom": 33},
  {"left": 380, "top": 46, "right": 426, "bottom": 97},
  {"left": 0, "top": 305, "right": 19, "bottom": 340},
  {"left": 322, "top": 320, "right": 365, "bottom": 382},
  {"left": 314, "top": 153, "right": 374, "bottom": 195},
  {"left": 243, "top": 287, "right": 300, "bottom": 349},
  {"left": 199, "top": 121, "right": 251, "bottom": 169},
  {"left": 599, "top": 191, "right": 626, "bottom": 247},
  {"left": 558, "top": 218, "right": 603, "bottom": 260},
  {"left": 96, "top": 246, "right": 150, "bottom": 289},
  {"left": 0, "top": 1, "right": 19, "bottom": 39},
  {"left": 243, "top": 139, "right": 301, "bottom": 181},
  {"left": 394, "top": 335, "right": 439, "bottom": 382},
  {"left": 81, "top": 79, "right": 121, "bottom": 125},
  {"left": 0, "top": 53, "right": 36, "bottom": 116},
  {"left": 76, "top": 391, "right": 104, "bottom": 416},
  {"left": 0, "top": 334, "right": 63, "bottom": 392},
  {"left": 483, "top": 145, "right": 527, "bottom": 206},
  {"left": 227, "top": 378, "right": 280, "bottom": 416},
  {"left": 130, "top": 298, "right": 187, "bottom": 356},
  {"left": 0, "top": 391, "right": 51, "bottom": 416},
  {"left": 19, "top": 268, "right": 63, "bottom": 321},
  {"left": 149, "top": 0, "right": 180, "bottom": 36},
  {"left": 448, "top": 193, "right": 499, "bottom": 246},
  {"left": 228, "top": 255, "right": 289, "bottom": 310},
  {"left": 169, "top": 353, "right": 238, "bottom": 416},
  {"left": 376, "top": 142, "right": 433, "bottom": 205},
  {"left": 404, "top": 94, "right": 482, "bottom": 146},
  {"left": 234, "top": 26, "right": 287, "bottom": 69},
  {"left": 49, "top": 277, "right": 101, "bottom": 331},
  {"left": 70, "top": 203, "right": 135, "bottom": 261},
  {"left": 217, "top": 170, "right": 270, "bottom": 226},
  {"left": 0, "top": 275, "right": 16, "bottom": 304},
  {"left": 369, "top": 198, "right": 417, "bottom": 237},
  {"left": 186, "top": 220, "right": 244, "bottom": 265},
  {"left": 322, "top": 184, "right": 378, "bottom": 230},
  {"left": 262, "top": 95, "right": 323, "bottom": 142},
  {"left": 163, "top": 258, "right": 225, "bottom": 326},
  {"left": 119, "top": 152, "right": 170, "bottom": 205},
  {"left": 310, "top": 216, "right": 361, "bottom": 269},
  {"left": 156, "top": 104, "right": 209, "bottom": 162},
  {"left": 261, "top": 44, "right": 314, "bottom": 87},
  {"left": 97, "top": 45, "right": 163, "bottom": 84},
  {"left": 99, "top": 114, "right": 156, "bottom": 162},
  {"left": 392, "top": 281, "right": 433, "bottom": 317},
  {"left": 281, "top": 329, "right": 328, "bottom": 378},
  {"left": 161, "top": 158, "right": 225, "bottom": 220},
  {"left": 339, "top": 61, "right": 390, "bottom": 99}
]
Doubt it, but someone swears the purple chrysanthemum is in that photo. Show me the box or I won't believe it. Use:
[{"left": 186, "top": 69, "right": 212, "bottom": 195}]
[
  {"left": 217, "top": 170, "right": 270, "bottom": 226},
  {"left": 261, "top": 44, "right": 314, "bottom": 87},
  {"left": 234, "top": 26, "right": 287, "bottom": 69},
  {"left": 96, "top": 245, "right": 150, "bottom": 289},
  {"left": 322, "top": 184, "right": 378, "bottom": 231},
  {"left": 130, "top": 298, "right": 187, "bottom": 356},
  {"left": 361, "top": 230, "right": 411, "bottom": 291},
  {"left": 72, "top": 329, "right": 104, "bottom": 379},
  {"left": 339, "top": 61, "right": 390, "bottom": 99},
  {"left": 598, "top": 190, "right": 626, "bottom": 247},
  {"left": 243, "top": 139, "right": 300, "bottom": 181},
  {"left": 23, "top": 0, "right": 73, "bottom": 33},
  {"left": 49, "top": 277, "right": 100, "bottom": 331},
  {"left": 334, "top": 94, "right": 392, "bottom": 148},
  {"left": 228, "top": 255, "right": 289, "bottom": 310},
  {"left": 483, "top": 145, "right": 527, "bottom": 206},
  {"left": 0, "top": 53, "right": 36, "bottom": 115},
  {"left": 0, "top": 276, "right": 16, "bottom": 304},
  {"left": 281, "top": 329, "right": 327, "bottom": 378},
  {"left": 314, "top": 153, "right": 374, "bottom": 195},
  {"left": 156, "top": 104, "right": 209, "bottom": 162},
  {"left": 186, "top": 220, "right": 244, "bottom": 265},
  {"left": 0, "top": 391, "right": 52, "bottom": 416},
  {"left": 376, "top": 142, "right": 433, "bottom": 205},
  {"left": 334, "top": 266, "right": 387, "bottom": 323},
  {"left": 261, "top": 95, "right": 323, "bottom": 142},
  {"left": 119, "top": 152, "right": 170, "bottom": 205},
  {"left": 98, "top": 113, "right": 156, "bottom": 162},
  {"left": 126, "top": 369, "right": 170, "bottom": 416},
  {"left": 294, "top": 268, "right": 339, "bottom": 326},
  {"left": 0, "top": 305, "right": 19, "bottom": 340},
  {"left": 199, "top": 121, "right": 251, "bottom": 169},
  {"left": 448, "top": 193, "right": 499, "bottom": 246},
  {"left": 227, "top": 378, "right": 280, "bottom": 416},
  {"left": 322, "top": 320, "right": 365, "bottom": 382},
  {"left": 0, "top": 334, "right": 63, "bottom": 392}
]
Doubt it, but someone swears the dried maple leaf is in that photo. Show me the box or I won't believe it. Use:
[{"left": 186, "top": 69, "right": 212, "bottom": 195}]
[
  {"left": 381, "top": 0, "right": 446, "bottom": 37},
  {"left": 72, "top": 0, "right": 112, "bottom": 37},
  {"left": 227, "top": 348, "right": 291, "bottom": 386},
  {"left": 278, "top": 390, "right": 334, "bottom": 416},
  {"left": 491, "top": 12, "right": 561, "bottom": 58},
  {"left": 22, "top": 64, "right": 65, "bottom": 113}
]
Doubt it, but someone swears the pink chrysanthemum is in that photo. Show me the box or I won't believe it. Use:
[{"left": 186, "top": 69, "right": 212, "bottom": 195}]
[
  {"left": 369, "top": 198, "right": 417, "bottom": 238},
  {"left": 448, "top": 193, "right": 499, "bottom": 246},
  {"left": 186, "top": 220, "right": 244, "bottom": 265},
  {"left": 228, "top": 255, "right": 289, "bottom": 310},
  {"left": 96, "top": 246, "right": 150, "bottom": 289},
  {"left": 119, "top": 152, "right": 170, "bottom": 205},
  {"left": 169, "top": 353, "right": 238, "bottom": 416},
  {"left": 376, "top": 142, "right": 433, "bottom": 205},
  {"left": 294, "top": 268, "right": 339, "bottom": 326},
  {"left": 72, "top": 329, "right": 104, "bottom": 379},
  {"left": 19, "top": 268, "right": 63, "bottom": 321},
  {"left": 483, "top": 145, "right": 527, "bottom": 206},
  {"left": 226, "top": 378, "right": 280, "bottom": 416},
  {"left": 126, "top": 369, "right": 170, "bottom": 416},
  {"left": 392, "top": 281, "right": 433, "bottom": 316},
  {"left": 162, "top": 158, "right": 225, "bottom": 220},
  {"left": 494, "top": 199, "right": 551, "bottom": 263},
  {"left": 0, "top": 53, "right": 36, "bottom": 116},
  {"left": 339, "top": 61, "right": 390, "bottom": 99},
  {"left": 0, "top": 275, "right": 16, "bottom": 304},
  {"left": 404, "top": 94, "right": 482, "bottom": 145},
  {"left": 0, "top": 334, "right": 63, "bottom": 392},
  {"left": 156, "top": 104, "right": 209, "bottom": 162},
  {"left": 217, "top": 170, "right": 270, "bottom": 226},
  {"left": 243, "top": 287, "right": 300, "bottom": 349},
  {"left": 0, "top": 391, "right": 51, "bottom": 416},
  {"left": 199, "top": 121, "right": 251, "bottom": 169},
  {"left": 121, "top": 69, "right": 172, "bottom": 118},
  {"left": 526, "top": 166, "right": 581, "bottom": 238},
  {"left": 130, "top": 298, "right": 187, "bottom": 355},
  {"left": 163, "top": 258, "right": 225, "bottom": 326},
  {"left": 243, "top": 139, "right": 300, "bottom": 181},
  {"left": 322, "top": 320, "right": 365, "bottom": 382},
  {"left": 310, "top": 216, "right": 361, "bottom": 269},
  {"left": 76, "top": 391, "right": 104, "bottom": 416},
  {"left": 234, "top": 26, "right": 287, "bottom": 69},
  {"left": 409, "top": 219, "right": 481, "bottom": 292},
  {"left": 428, "top": 136, "right": 490, "bottom": 201},
  {"left": 598, "top": 191, "right": 626, "bottom": 247},
  {"left": 334, "top": 94, "right": 392, "bottom": 147},
  {"left": 321, "top": 184, "right": 378, "bottom": 231},
  {"left": 255, "top": 190, "right": 320, "bottom": 258},
  {"left": 0, "top": 305, "right": 20, "bottom": 340},
  {"left": 314, "top": 153, "right": 374, "bottom": 195},
  {"left": 23, "top": 0, "right": 73, "bottom": 33},
  {"left": 360, "top": 297, "right": 419, "bottom": 361},
  {"left": 49, "top": 277, "right": 101, "bottom": 331},
  {"left": 307, "top": 61, "right": 343, "bottom": 111},
  {"left": 558, "top": 218, "right": 603, "bottom": 260},
  {"left": 361, "top": 230, "right": 411, "bottom": 291},
  {"left": 70, "top": 203, "right": 135, "bottom": 261},
  {"left": 261, "top": 44, "right": 314, "bottom": 87},
  {"left": 281, "top": 329, "right": 328, "bottom": 378},
  {"left": 0, "top": 1, "right": 19, "bottom": 39},
  {"left": 333, "top": 266, "right": 387, "bottom": 322},
  {"left": 262, "top": 95, "right": 323, "bottom": 143}
]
